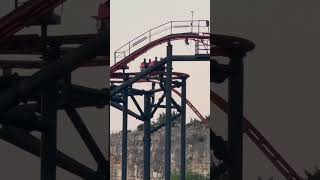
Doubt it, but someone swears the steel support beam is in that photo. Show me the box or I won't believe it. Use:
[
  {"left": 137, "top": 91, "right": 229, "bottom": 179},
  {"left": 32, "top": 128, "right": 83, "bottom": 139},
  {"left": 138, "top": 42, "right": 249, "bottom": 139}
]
[
  {"left": 110, "top": 58, "right": 168, "bottom": 96},
  {"left": 165, "top": 42, "right": 173, "bottom": 180},
  {"left": 180, "top": 78, "right": 187, "bottom": 180},
  {"left": 227, "top": 50, "right": 245, "bottom": 180},
  {"left": 64, "top": 105, "right": 108, "bottom": 175},
  {"left": 0, "top": 127, "right": 105, "bottom": 179},
  {"left": 121, "top": 78, "right": 129, "bottom": 180},
  {"left": 130, "top": 95, "right": 145, "bottom": 119},
  {"left": 40, "top": 23, "right": 57, "bottom": 180},
  {"left": 39, "top": 88, "right": 58, "bottom": 180},
  {"left": 151, "top": 93, "right": 165, "bottom": 117},
  {"left": 143, "top": 93, "right": 152, "bottom": 180},
  {"left": 0, "top": 32, "right": 107, "bottom": 115},
  {"left": 110, "top": 102, "right": 143, "bottom": 121},
  {"left": 171, "top": 54, "right": 210, "bottom": 61}
]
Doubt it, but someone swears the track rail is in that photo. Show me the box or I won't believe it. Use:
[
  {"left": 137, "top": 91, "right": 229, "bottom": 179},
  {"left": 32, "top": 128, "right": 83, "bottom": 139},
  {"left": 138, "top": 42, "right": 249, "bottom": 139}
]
[
  {"left": 111, "top": 33, "right": 209, "bottom": 73},
  {"left": 111, "top": 20, "right": 210, "bottom": 73},
  {"left": 0, "top": 0, "right": 66, "bottom": 45}
]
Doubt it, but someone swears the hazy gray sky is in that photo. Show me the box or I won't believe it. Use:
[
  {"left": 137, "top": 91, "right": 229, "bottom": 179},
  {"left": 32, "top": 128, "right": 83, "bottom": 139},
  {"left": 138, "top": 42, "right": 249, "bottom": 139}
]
[
  {"left": 212, "top": 0, "right": 320, "bottom": 179},
  {"left": 111, "top": 0, "right": 210, "bottom": 131}
]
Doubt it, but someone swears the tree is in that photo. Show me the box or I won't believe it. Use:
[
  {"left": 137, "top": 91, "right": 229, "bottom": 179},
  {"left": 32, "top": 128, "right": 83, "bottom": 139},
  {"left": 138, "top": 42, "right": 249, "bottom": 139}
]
[
  {"left": 305, "top": 166, "right": 320, "bottom": 180},
  {"left": 171, "top": 171, "right": 209, "bottom": 180}
]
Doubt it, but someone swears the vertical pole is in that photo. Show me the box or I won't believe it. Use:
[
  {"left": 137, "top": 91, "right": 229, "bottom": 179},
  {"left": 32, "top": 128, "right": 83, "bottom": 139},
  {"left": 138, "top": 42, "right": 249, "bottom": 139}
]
[
  {"left": 128, "top": 42, "right": 131, "bottom": 54},
  {"left": 165, "top": 42, "right": 173, "bottom": 180},
  {"left": 121, "top": 74, "right": 128, "bottom": 180},
  {"left": 143, "top": 93, "right": 152, "bottom": 180},
  {"left": 149, "top": 30, "right": 152, "bottom": 42},
  {"left": 228, "top": 50, "right": 245, "bottom": 180},
  {"left": 40, "top": 23, "right": 57, "bottom": 180},
  {"left": 40, "top": 84, "right": 57, "bottom": 180},
  {"left": 14, "top": 0, "right": 18, "bottom": 8},
  {"left": 190, "top": 11, "right": 194, "bottom": 33},
  {"left": 180, "top": 78, "right": 187, "bottom": 180},
  {"left": 151, "top": 82, "right": 156, "bottom": 105}
]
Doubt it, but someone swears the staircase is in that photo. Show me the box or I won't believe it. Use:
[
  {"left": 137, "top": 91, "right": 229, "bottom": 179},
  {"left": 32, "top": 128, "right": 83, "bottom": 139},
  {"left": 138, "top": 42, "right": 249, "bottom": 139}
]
[{"left": 195, "top": 37, "right": 210, "bottom": 55}]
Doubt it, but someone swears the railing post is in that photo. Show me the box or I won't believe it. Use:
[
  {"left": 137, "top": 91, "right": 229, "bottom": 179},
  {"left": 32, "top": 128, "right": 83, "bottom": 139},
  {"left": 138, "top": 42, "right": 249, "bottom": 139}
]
[
  {"left": 149, "top": 30, "right": 151, "bottom": 42},
  {"left": 128, "top": 42, "right": 131, "bottom": 54},
  {"left": 14, "top": 0, "right": 18, "bottom": 8},
  {"left": 170, "top": 21, "right": 173, "bottom": 34}
]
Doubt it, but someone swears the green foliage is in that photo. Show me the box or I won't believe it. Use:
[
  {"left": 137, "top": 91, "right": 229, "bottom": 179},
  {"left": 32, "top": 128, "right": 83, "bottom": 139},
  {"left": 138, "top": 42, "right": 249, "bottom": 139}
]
[
  {"left": 137, "top": 124, "right": 144, "bottom": 131},
  {"left": 305, "top": 166, "right": 320, "bottom": 180},
  {"left": 171, "top": 171, "right": 209, "bottom": 180},
  {"left": 137, "top": 111, "right": 183, "bottom": 131},
  {"left": 152, "top": 112, "right": 166, "bottom": 127},
  {"left": 137, "top": 111, "right": 205, "bottom": 131}
]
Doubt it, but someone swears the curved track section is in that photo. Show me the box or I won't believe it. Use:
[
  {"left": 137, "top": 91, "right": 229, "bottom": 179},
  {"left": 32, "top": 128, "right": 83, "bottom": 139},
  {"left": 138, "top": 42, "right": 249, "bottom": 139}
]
[{"left": 111, "top": 33, "right": 209, "bottom": 73}]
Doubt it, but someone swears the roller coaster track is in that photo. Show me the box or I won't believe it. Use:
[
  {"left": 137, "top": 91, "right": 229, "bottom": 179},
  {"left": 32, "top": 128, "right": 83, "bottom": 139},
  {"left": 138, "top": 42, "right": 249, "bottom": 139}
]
[
  {"left": 0, "top": 0, "right": 66, "bottom": 45},
  {"left": 111, "top": 20, "right": 301, "bottom": 180},
  {"left": 111, "top": 20, "right": 210, "bottom": 73}
]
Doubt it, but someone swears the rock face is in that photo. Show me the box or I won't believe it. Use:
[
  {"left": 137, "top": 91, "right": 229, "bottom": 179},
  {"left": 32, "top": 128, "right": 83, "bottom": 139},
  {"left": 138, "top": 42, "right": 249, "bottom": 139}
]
[{"left": 110, "top": 120, "right": 210, "bottom": 180}]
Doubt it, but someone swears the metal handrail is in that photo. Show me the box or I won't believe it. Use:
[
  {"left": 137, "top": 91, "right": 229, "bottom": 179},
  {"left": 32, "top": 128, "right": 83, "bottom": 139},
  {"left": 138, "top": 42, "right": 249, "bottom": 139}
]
[{"left": 113, "top": 20, "right": 210, "bottom": 64}]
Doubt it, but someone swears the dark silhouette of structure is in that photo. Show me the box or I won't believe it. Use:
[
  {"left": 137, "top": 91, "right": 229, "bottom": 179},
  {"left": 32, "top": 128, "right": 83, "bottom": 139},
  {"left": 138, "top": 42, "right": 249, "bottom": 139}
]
[
  {"left": 0, "top": 1, "right": 110, "bottom": 179},
  {"left": 211, "top": 34, "right": 302, "bottom": 180},
  {"left": 0, "top": 1, "right": 304, "bottom": 180}
]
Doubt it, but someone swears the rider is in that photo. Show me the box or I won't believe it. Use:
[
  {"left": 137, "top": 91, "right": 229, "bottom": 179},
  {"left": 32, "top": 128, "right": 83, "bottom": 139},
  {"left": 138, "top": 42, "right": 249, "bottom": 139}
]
[
  {"left": 158, "top": 57, "right": 166, "bottom": 71},
  {"left": 140, "top": 58, "right": 147, "bottom": 71}
]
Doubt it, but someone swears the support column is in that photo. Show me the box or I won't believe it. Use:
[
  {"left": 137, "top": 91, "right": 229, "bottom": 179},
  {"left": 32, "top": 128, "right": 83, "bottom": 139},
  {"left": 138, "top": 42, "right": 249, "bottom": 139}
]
[
  {"left": 180, "top": 78, "right": 187, "bottom": 180},
  {"left": 151, "top": 82, "right": 156, "bottom": 105},
  {"left": 40, "top": 79, "right": 58, "bottom": 180},
  {"left": 143, "top": 93, "right": 152, "bottom": 180},
  {"left": 40, "top": 23, "right": 57, "bottom": 180},
  {"left": 121, "top": 74, "right": 129, "bottom": 180},
  {"left": 165, "top": 42, "right": 173, "bottom": 180},
  {"left": 227, "top": 50, "right": 245, "bottom": 180}
]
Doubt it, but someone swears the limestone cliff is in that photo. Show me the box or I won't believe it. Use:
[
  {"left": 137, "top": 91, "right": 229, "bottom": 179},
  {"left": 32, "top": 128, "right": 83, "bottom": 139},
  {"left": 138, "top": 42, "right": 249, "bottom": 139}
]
[{"left": 110, "top": 120, "right": 210, "bottom": 180}]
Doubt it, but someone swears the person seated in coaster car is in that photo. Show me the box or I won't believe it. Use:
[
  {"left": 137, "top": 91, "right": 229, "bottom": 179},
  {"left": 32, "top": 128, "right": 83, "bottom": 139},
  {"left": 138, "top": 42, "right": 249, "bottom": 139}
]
[
  {"left": 140, "top": 58, "right": 148, "bottom": 71},
  {"left": 140, "top": 57, "right": 166, "bottom": 73},
  {"left": 149, "top": 57, "right": 166, "bottom": 71}
]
